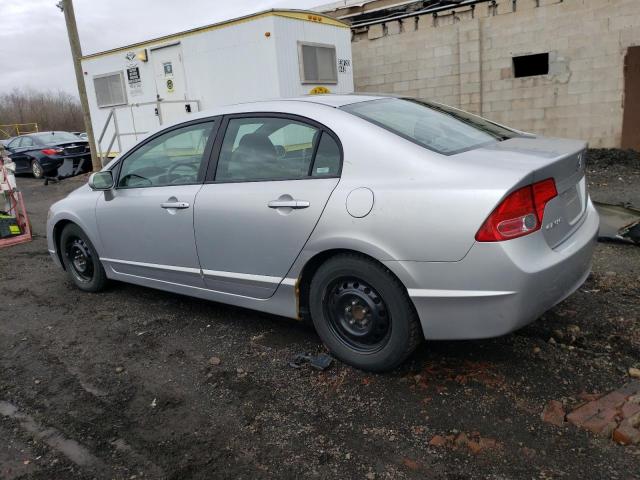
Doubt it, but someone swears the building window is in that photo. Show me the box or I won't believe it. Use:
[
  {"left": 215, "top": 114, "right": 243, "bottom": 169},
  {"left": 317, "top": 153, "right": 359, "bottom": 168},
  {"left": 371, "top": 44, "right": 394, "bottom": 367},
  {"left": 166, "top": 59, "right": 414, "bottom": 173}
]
[
  {"left": 513, "top": 53, "right": 549, "bottom": 78},
  {"left": 299, "top": 42, "right": 338, "bottom": 84},
  {"left": 93, "top": 72, "right": 127, "bottom": 108}
]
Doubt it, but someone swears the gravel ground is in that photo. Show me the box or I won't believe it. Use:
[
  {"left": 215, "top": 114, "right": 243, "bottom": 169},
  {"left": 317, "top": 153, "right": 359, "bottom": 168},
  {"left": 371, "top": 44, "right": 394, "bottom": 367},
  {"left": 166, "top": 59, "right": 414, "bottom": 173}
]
[{"left": 1, "top": 149, "right": 639, "bottom": 479}]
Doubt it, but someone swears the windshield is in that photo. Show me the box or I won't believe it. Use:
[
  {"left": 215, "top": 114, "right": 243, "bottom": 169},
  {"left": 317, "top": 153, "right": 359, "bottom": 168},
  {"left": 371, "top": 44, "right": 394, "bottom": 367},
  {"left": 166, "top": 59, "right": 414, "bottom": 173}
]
[
  {"left": 34, "top": 132, "right": 82, "bottom": 145},
  {"left": 341, "top": 98, "right": 519, "bottom": 155}
]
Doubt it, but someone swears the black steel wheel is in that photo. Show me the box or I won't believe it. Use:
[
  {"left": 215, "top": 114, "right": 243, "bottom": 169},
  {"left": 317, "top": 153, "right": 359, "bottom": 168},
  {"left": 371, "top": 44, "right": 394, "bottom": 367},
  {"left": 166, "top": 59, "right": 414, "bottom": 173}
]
[
  {"left": 59, "top": 223, "right": 107, "bottom": 292},
  {"left": 309, "top": 254, "right": 422, "bottom": 372},
  {"left": 324, "top": 277, "right": 391, "bottom": 353},
  {"left": 65, "top": 237, "right": 94, "bottom": 283}
]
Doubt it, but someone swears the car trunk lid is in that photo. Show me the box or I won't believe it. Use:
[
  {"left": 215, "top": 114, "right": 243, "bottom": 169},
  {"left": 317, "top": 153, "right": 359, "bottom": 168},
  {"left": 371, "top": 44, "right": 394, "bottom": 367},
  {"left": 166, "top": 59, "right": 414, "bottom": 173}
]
[
  {"left": 468, "top": 136, "right": 588, "bottom": 248},
  {"left": 57, "top": 141, "right": 90, "bottom": 156}
]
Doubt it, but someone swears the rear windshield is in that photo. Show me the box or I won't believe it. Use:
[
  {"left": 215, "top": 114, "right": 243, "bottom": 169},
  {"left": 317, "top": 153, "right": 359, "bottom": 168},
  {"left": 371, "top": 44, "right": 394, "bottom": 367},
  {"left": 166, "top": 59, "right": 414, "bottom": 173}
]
[
  {"left": 34, "top": 132, "right": 82, "bottom": 145},
  {"left": 341, "top": 98, "right": 519, "bottom": 155}
]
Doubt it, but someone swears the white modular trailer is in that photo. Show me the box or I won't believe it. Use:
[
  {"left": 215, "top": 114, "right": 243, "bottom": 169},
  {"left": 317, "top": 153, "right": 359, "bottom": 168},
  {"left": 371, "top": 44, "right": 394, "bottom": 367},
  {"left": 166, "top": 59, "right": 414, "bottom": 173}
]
[{"left": 81, "top": 10, "right": 354, "bottom": 157}]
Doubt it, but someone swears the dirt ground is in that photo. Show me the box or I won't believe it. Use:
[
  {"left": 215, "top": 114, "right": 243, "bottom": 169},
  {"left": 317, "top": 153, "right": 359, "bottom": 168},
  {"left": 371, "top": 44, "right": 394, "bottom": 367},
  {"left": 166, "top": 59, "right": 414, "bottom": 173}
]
[{"left": 1, "top": 149, "right": 639, "bottom": 479}]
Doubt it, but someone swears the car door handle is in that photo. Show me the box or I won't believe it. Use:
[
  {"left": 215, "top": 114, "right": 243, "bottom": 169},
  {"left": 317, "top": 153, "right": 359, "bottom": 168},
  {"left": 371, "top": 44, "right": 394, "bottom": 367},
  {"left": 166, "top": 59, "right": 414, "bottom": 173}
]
[
  {"left": 160, "top": 201, "right": 190, "bottom": 209},
  {"left": 268, "top": 200, "right": 310, "bottom": 209}
]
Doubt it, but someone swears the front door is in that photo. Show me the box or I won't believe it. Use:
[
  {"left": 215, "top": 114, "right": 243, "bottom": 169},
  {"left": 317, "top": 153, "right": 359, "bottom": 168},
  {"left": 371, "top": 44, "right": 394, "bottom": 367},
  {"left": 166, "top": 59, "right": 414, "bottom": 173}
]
[
  {"left": 194, "top": 115, "right": 343, "bottom": 299},
  {"left": 8, "top": 137, "right": 35, "bottom": 173},
  {"left": 151, "top": 44, "right": 188, "bottom": 125},
  {"left": 96, "top": 120, "right": 217, "bottom": 287}
]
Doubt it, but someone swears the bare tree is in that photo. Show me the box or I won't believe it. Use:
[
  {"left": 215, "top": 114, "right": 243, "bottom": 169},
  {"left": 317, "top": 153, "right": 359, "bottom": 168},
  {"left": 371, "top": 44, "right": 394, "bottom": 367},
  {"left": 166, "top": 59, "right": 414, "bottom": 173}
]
[{"left": 0, "top": 88, "right": 84, "bottom": 135}]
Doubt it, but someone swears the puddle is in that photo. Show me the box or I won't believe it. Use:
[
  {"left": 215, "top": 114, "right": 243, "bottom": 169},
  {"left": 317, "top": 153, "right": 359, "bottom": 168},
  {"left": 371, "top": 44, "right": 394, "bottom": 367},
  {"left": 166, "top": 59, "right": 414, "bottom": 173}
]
[{"left": 0, "top": 400, "right": 104, "bottom": 468}]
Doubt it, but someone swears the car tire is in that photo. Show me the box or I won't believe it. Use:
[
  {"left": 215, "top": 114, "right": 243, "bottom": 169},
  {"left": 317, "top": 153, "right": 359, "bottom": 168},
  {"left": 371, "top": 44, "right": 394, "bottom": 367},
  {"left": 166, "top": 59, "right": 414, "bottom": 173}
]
[
  {"left": 31, "top": 160, "right": 44, "bottom": 179},
  {"left": 309, "top": 254, "right": 422, "bottom": 372},
  {"left": 59, "top": 223, "right": 107, "bottom": 292}
]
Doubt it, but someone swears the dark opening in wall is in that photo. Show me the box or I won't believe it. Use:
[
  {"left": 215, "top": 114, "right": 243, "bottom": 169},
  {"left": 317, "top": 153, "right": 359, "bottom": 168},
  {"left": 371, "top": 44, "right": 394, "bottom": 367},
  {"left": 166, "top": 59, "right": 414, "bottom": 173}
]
[{"left": 513, "top": 53, "right": 549, "bottom": 78}]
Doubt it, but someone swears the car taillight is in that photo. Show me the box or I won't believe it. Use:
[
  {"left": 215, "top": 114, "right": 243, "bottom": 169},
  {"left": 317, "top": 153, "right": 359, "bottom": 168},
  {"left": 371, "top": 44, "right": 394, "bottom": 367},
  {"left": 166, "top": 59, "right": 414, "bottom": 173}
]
[
  {"left": 41, "top": 148, "right": 62, "bottom": 155},
  {"left": 475, "top": 178, "right": 558, "bottom": 242}
]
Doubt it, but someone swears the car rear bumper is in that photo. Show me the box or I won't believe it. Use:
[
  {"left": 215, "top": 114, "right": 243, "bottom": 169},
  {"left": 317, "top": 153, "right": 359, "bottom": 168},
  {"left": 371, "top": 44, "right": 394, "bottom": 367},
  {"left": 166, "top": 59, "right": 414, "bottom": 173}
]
[
  {"left": 385, "top": 199, "right": 599, "bottom": 340},
  {"left": 41, "top": 154, "right": 92, "bottom": 178}
]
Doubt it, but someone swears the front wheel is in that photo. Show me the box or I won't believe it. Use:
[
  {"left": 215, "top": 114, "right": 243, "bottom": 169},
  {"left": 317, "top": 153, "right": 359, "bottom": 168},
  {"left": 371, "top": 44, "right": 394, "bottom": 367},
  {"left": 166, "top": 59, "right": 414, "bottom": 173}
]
[
  {"left": 59, "top": 224, "right": 107, "bottom": 292},
  {"left": 309, "top": 254, "right": 422, "bottom": 372}
]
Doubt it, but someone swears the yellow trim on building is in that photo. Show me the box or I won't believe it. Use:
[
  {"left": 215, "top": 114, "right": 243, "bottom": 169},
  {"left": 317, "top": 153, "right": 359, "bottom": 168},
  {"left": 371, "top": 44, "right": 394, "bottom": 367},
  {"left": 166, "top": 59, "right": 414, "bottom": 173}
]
[{"left": 81, "top": 10, "right": 349, "bottom": 61}]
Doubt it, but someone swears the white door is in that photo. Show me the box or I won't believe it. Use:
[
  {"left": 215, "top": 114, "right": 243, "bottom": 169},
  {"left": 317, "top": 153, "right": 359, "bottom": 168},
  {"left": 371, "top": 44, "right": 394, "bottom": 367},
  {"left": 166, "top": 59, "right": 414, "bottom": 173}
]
[{"left": 151, "top": 44, "right": 188, "bottom": 125}]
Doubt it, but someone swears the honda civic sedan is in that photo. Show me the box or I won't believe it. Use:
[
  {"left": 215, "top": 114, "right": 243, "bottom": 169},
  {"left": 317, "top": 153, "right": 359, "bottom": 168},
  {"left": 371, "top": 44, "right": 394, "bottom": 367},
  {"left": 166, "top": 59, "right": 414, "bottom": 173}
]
[{"left": 46, "top": 95, "right": 599, "bottom": 371}]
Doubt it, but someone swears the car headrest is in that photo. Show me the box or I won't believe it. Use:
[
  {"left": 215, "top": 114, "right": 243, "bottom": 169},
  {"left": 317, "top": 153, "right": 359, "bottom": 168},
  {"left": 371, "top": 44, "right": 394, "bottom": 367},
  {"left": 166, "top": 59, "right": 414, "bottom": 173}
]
[{"left": 238, "top": 133, "right": 277, "bottom": 159}]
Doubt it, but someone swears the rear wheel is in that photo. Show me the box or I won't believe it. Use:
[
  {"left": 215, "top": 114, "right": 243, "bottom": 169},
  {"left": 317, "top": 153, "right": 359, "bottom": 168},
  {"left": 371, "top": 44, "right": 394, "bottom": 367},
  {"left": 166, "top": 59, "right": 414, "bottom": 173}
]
[
  {"left": 31, "top": 160, "right": 43, "bottom": 179},
  {"left": 59, "top": 224, "right": 107, "bottom": 292},
  {"left": 309, "top": 254, "right": 422, "bottom": 372}
]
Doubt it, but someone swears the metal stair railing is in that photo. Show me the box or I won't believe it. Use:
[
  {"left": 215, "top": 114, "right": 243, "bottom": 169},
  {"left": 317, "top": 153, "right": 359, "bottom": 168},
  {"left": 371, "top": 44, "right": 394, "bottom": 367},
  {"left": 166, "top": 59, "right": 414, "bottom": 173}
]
[{"left": 96, "top": 99, "right": 201, "bottom": 165}]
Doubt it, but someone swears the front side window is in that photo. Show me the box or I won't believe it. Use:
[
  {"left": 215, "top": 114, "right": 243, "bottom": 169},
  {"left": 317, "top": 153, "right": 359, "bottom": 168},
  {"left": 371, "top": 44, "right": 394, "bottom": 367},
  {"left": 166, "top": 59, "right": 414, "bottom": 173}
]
[
  {"left": 118, "top": 121, "right": 214, "bottom": 188},
  {"left": 216, "top": 117, "right": 320, "bottom": 182},
  {"left": 341, "top": 98, "right": 519, "bottom": 155},
  {"left": 299, "top": 43, "right": 337, "bottom": 84}
]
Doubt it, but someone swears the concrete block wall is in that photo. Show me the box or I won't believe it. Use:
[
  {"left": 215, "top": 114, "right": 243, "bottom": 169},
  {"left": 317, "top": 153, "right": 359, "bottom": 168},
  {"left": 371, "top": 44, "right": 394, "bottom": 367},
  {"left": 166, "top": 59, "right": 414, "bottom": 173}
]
[{"left": 351, "top": 0, "right": 640, "bottom": 147}]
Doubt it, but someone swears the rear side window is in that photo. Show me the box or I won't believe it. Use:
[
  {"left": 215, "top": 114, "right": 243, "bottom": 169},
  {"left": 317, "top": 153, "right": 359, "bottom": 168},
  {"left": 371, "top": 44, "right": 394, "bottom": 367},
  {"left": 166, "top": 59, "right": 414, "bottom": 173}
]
[
  {"left": 312, "top": 133, "right": 341, "bottom": 177},
  {"left": 20, "top": 137, "right": 35, "bottom": 148},
  {"left": 217, "top": 117, "right": 332, "bottom": 182},
  {"left": 341, "top": 98, "right": 518, "bottom": 155}
]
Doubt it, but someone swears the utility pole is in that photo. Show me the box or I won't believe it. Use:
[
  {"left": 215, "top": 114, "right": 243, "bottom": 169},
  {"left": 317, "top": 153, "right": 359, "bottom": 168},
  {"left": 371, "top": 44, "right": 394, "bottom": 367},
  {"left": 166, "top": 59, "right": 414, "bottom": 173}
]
[{"left": 58, "top": 0, "right": 101, "bottom": 171}]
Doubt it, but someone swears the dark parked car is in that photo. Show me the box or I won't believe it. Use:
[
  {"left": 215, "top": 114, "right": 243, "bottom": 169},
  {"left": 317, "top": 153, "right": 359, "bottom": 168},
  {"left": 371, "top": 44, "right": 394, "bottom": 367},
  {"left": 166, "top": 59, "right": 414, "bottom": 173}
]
[{"left": 5, "top": 132, "right": 93, "bottom": 179}]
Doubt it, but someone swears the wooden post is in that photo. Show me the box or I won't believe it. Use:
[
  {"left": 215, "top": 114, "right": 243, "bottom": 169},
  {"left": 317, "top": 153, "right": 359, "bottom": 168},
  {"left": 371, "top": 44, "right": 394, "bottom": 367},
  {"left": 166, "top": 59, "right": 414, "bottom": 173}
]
[{"left": 60, "top": 0, "right": 101, "bottom": 171}]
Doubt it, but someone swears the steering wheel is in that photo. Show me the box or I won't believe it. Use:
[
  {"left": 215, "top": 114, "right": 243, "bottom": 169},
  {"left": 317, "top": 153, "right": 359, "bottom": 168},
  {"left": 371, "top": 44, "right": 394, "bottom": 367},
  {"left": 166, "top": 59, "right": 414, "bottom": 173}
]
[
  {"left": 167, "top": 162, "right": 199, "bottom": 184},
  {"left": 120, "top": 173, "right": 152, "bottom": 187}
]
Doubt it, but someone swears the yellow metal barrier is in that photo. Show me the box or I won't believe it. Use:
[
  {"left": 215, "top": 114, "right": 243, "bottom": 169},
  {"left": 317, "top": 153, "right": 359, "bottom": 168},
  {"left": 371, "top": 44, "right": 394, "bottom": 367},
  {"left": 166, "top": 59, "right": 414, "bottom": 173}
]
[{"left": 0, "top": 123, "right": 39, "bottom": 139}]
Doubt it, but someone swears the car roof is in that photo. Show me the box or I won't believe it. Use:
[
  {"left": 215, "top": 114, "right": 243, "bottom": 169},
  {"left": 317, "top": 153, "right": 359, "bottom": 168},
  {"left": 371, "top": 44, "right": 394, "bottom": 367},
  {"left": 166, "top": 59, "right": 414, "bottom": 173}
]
[
  {"left": 181, "top": 94, "right": 393, "bottom": 124},
  {"left": 141, "top": 94, "right": 398, "bottom": 142},
  {"left": 31, "top": 131, "right": 73, "bottom": 137},
  {"left": 277, "top": 94, "right": 390, "bottom": 107}
]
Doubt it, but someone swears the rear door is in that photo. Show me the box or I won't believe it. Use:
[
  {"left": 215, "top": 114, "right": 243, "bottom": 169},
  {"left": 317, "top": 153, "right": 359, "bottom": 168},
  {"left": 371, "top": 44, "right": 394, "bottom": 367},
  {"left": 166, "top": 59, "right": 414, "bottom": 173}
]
[{"left": 194, "top": 114, "right": 342, "bottom": 299}]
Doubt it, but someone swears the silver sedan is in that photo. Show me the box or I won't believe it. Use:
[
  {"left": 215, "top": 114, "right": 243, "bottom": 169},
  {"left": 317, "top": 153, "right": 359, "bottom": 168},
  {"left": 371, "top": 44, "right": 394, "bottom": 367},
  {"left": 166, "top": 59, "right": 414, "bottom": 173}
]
[{"left": 47, "top": 95, "right": 599, "bottom": 371}]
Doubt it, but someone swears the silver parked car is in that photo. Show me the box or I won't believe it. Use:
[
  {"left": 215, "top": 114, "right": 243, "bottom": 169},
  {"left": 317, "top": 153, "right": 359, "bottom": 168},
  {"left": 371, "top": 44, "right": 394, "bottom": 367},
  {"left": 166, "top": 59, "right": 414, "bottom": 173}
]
[{"left": 47, "top": 95, "right": 599, "bottom": 371}]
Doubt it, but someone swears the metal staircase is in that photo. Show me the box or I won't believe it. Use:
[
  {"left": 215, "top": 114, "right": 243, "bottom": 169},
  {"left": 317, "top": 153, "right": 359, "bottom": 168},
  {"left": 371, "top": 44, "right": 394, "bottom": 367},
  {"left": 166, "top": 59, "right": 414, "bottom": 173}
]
[{"left": 97, "top": 99, "right": 201, "bottom": 165}]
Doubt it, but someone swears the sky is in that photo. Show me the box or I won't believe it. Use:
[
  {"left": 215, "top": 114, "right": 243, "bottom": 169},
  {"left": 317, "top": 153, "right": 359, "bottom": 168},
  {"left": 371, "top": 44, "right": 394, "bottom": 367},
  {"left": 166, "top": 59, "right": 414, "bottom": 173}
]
[{"left": 0, "top": 0, "right": 329, "bottom": 96}]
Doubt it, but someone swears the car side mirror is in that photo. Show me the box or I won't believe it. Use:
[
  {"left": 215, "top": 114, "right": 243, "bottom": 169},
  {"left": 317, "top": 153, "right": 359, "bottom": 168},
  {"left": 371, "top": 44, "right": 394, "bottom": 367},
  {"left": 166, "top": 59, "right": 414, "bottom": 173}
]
[{"left": 89, "top": 171, "right": 114, "bottom": 190}]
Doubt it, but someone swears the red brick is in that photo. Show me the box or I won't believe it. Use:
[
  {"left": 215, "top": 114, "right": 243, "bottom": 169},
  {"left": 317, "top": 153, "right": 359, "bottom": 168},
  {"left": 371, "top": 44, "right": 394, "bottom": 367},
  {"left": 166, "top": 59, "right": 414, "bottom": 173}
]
[
  {"left": 595, "top": 390, "right": 629, "bottom": 410},
  {"left": 566, "top": 402, "right": 600, "bottom": 426},
  {"left": 402, "top": 458, "right": 421, "bottom": 471},
  {"left": 467, "top": 440, "right": 482, "bottom": 455},
  {"left": 478, "top": 437, "right": 501, "bottom": 451},
  {"left": 577, "top": 392, "right": 602, "bottom": 403},
  {"left": 567, "top": 391, "right": 627, "bottom": 428},
  {"left": 542, "top": 400, "right": 566, "bottom": 427},
  {"left": 621, "top": 401, "right": 640, "bottom": 419},
  {"left": 454, "top": 433, "right": 469, "bottom": 448},
  {"left": 612, "top": 423, "right": 640, "bottom": 445},
  {"left": 580, "top": 408, "right": 619, "bottom": 436}
]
